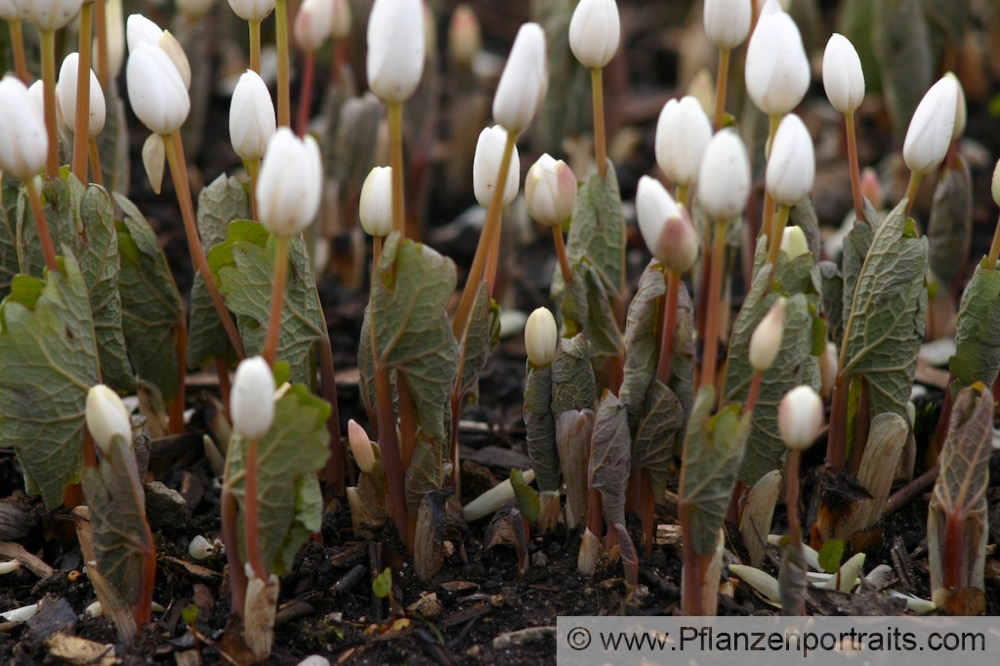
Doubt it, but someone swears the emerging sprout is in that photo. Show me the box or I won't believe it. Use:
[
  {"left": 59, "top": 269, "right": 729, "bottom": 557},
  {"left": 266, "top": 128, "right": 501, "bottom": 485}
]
[
  {"left": 492, "top": 23, "right": 548, "bottom": 135},
  {"left": 0, "top": 75, "right": 48, "bottom": 180},
  {"left": 697, "top": 129, "right": 751, "bottom": 220},
  {"left": 57, "top": 53, "right": 106, "bottom": 136},
  {"left": 86, "top": 385, "right": 133, "bottom": 454},
  {"left": 473, "top": 126, "right": 520, "bottom": 208},
  {"left": 347, "top": 419, "right": 377, "bottom": 474},
  {"left": 822, "top": 34, "right": 865, "bottom": 115},
  {"left": 229, "top": 70, "right": 276, "bottom": 162},
  {"left": 230, "top": 356, "right": 276, "bottom": 441},
  {"left": 778, "top": 385, "right": 824, "bottom": 451},
  {"left": 256, "top": 128, "right": 324, "bottom": 237},
  {"left": 525, "top": 307, "right": 558, "bottom": 368},
  {"left": 819, "top": 342, "right": 838, "bottom": 398},
  {"left": 366, "top": 0, "right": 425, "bottom": 104},
  {"left": 568, "top": 0, "right": 620, "bottom": 70},
  {"left": 525, "top": 154, "right": 577, "bottom": 228},
  {"left": 703, "top": 0, "right": 751, "bottom": 50},
  {"left": 765, "top": 113, "right": 815, "bottom": 207},
  {"left": 744, "top": 6, "right": 809, "bottom": 117},
  {"left": 635, "top": 176, "right": 699, "bottom": 273},
  {"left": 359, "top": 167, "right": 393, "bottom": 237},
  {"left": 780, "top": 226, "right": 809, "bottom": 260},
  {"left": 902, "top": 74, "right": 960, "bottom": 176},
  {"left": 749, "top": 298, "right": 786, "bottom": 372},
  {"left": 655, "top": 96, "right": 712, "bottom": 190}
]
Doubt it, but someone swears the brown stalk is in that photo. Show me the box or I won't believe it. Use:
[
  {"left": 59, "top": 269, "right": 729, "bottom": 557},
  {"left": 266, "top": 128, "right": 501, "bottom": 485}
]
[
  {"left": 8, "top": 19, "right": 30, "bottom": 83},
  {"left": 94, "top": 0, "right": 109, "bottom": 87},
  {"left": 40, "top": 30, "right": 59, "bottom": 178},
  {"left": 700, "top": 220, "right": 727, "bottom": 390},
  {"left": 25, "top": 178, "right": 60, "bottom": 272},
  {"left": 844, "top": 112, "right": 864, "bottom": 222},
  {"left": 712, "top": 48, "right": 730, "bottom": 130},
  {"left": 591, "top": 68, "right": 607, "bottom": 179},
  {"left": 244, "top": 438, "right": 268, "bottom": 580},
  {"left": 296, "top": 49, "right": 316, "bottom": 138}
]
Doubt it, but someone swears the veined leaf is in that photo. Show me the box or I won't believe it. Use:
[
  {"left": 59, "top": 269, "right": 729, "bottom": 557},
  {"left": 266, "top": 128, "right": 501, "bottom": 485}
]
[
  {"left": 551, "top": 333, "right": 597, "bottom": 416},
  {"left": 840, "top": 200, "right": 878, "bottom": 323},
  {"left": 558, "top": 261, "right": 624, "bottom": 361},
  {"left": 790, "top": 196, "right": 821, "bottom": 258},
  {"left": 524, "top": 364, "right": 559, "bottom": 493},
  {"left": 872, "top": 0, "right": 933, "bottom": 142},
  {"left": 0, "top": 253, "right": 99, "bottom": 507},
  {"left": 632, "top": 380, "right": 685, "bottom": 503},
  {"left": 818, "top": 261, "right": 843, "bottom": 346},
  {"left": 588, "top": 392, "right": 631, "bottom": 527},
  {"left": 210, "top": 221, "right": 324, "bottom": 384},
  {"left": 225, "top": 384, "right": 330, "bottom": 574},
  {"left": 188, "top": 175, "right": 249, "bottom": 368},
  {"left": 115, "top": 194, "right": 184, "bottom": 401},
  {"left": 928, "top": 158, "right": 972, "bottom": 286},
  {"left": 0, "top": 177, "right": 19, "bottom": 298},
  {"left": 841, "top": 199, "right": 927, "bottom": 423},
  {"left": 949, "top": 265, "right": 1000, "bottom": 391},
  {"left": 456, "top": 282, "right": 500, "bottom": 403},
  {"left": 680, "top": 387, "right": 750, "bottom": 555}
]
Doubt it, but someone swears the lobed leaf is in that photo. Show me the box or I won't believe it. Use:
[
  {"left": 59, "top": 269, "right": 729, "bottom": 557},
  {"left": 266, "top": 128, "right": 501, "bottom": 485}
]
[
  {"left": 588, "top": 392, "right": 631, "bottom": 527},
  {"left": 551, "top": 333, "right": 597, "bottom": 417},
  {"left": 524, "top": 364, "right": 559, "bottom": 493},
  {"left": 949, "top": 265, "right": 1000, "bottom": 391},
  {"left": 928, "top": 158, "right": 973, "bottom": 286},
  {"left": 0, "top": 177, "right": 18, "bottom": 299},
  {"left": 632, "top": 380, "right": 685, "bottom": 503},
  {"left": 456, "top": 282, "right": 501, "bottom": 404}
]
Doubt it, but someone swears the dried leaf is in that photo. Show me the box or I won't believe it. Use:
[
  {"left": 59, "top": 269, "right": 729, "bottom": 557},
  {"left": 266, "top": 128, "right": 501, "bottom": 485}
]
[
  {"left": 556, "top": 409, "right": 593, "bottom": 528},
  {"left": 588, "top": 392, "right": 631, "bottom": 527},
  {"left": 928, "top": 157, "right": 972, "bottom": 285},
  {"left": 739, "top": 469, "right": 782, "bottom": 567}
]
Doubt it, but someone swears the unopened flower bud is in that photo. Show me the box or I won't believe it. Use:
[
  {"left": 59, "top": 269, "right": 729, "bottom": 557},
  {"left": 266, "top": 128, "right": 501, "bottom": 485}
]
[
  {"left": 819, "top": 342, "right": 837, "bottom": 398},
  {"left": 86, "top": 385, "right": 132, "bottom": 453},
  {"left": 231, "top": 356, "right": 276, "bottom": 440},
  {"left": 177, "top": 0, "right": 217, "bottom": 19},
  {"left": 188, "top": 535, "right": 215, "bottom": 560},
  {"left": 102, "top": 0, "right": 126, "bottom": 80},
  {"left": 449, "top": 5, "right": 481, "bottom": 66},
  {"left": 635, "top": 176, "right": 699, "bottom": 273},
  {"left": 992, "top": 159, "right": 1000, "bottom": 208},
  {"left": 492, "top": 23, "right": 548, "bottom": 135},
  {"left": 749, "top": 298, "right": 785, "bottom": 371},
  {"left": 697, "top": 129, "right": 751, "bottom": 221},
  {"left": 158, "top": 31, "right": 193, "bottom": 89},
  {"left": 569, "top": 0, "right": 620, "bottom": 70},
  {"left": 347, "top": 419, "right": 377, "bottom": 474},
  {"left": 780, "top": 225, "right": 808, "bottom": 260},
  {"left": 228, "top": 0, "right": 275, "bottom": 22},
  {"left": 0, "top": 0, "right": 19, "bottom": 21},
  {"left": 0, "top": 75, "right": 48, "bottom": 180},
  {"left": 822, "top": 33, "right": 865, "bottom": 115},
  {"left": 525, "top": 154, "right": 576, "bottom": 227},
  {"left": 950, "top": 73, "right": 966, "bottom": 141},
  {"left": 766, "top": 113, "right": 814, "bottom": 207},
  {"left": 359, "top": 167, "right": 393, "bottom": 237},
  {"left": 142, "top": 133, "right": 166, "bottom": 194},
  {"left": 21, "top": 0, "right": 83, "bottom": 31},
  {"left": 366, "top": 0, "right": 425, "bottom": 104},
  {"left": 778, "top": 385, "right": 824, "bottom": 451},
  {"left": 473, "top": 125, "right": 520, "bottom": 208},
  {"left": 902, "top": 74, "right": 959, "bottom": 176},
  {"left": 330, "top": 0, "right": 351, "bottom": 40},
  {"left": 744, "top": 8, "right": 809, "bottom": 116},
  {"left": 655, "top": 96, "right": 712, "bottom": 189},
  {"left": 229, "top": 70, "right": 275, "bottom": 162},
  {"left": 703, "top": 0, "right": 752, "bottom": 50},
  {"left": 860, "top": 167, "right": 883, "bottom": 208},
  {"left": 294, "top": 0, "right": 334, "bottom": 53},
  {"left": 126, "top": 43, "right": 191, "bottom": 135},
  {"left": 57, "top": 53, "right": 106, "bottom": 136},
  {"left": 525, "top": 307, "right": 558, "bottom": 368},
  {"left": 256, "top": 128, "right": 323, "bottom": 237}
]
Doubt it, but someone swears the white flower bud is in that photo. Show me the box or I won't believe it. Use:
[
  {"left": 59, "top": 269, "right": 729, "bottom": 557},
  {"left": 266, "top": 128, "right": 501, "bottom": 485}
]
[
  {"left": 188, "top": 535, "right": 215, "bottom": 560},
  {"left": 635, "top": 176, "right": 699, "bottom": 274},
  {"left": 744, "top": 9, "right": 809, "bottom": 116},
  {"left": 822, "top": 33, "right": 865, "bottom": 115},
  {"left": 766, "top": 113, "right": 814, "bottom": 206},
  {"left": 492, "top": 23, "right": 548, "bottom": 135},
  {"left": 568, "top": 0, "right": 620, "bottom": 70},
  {"left": 749, "top": 298, "right": 785, "bottom": 372},
  {"left": 902, "top": 75, "right": 959, "bottom": 176},
  {"left": 102, "top": 0, "right": 126, "bottom": 80},
  {"left": 20, "top": 0, "right": 82, "bottom": 31},
  {"left": 473, "top": 125, "right": 520, "bottom": 208},
  {"left": 231, "top": 356, "right": 276, "bottom": 440},
  {"left": 126, "top": 14, "right": 164, "bottom": 52},
  {"left": 697, "top": 129, "right": 751, "bottom": 220},
  {"left": 448, "top": 4, "right": 481, "bottom": 66},
  {"left": 780, "top": 225, "right": 808, "bottom": 260},
  {"left": 950, "top": 73, "right": 966, "bottom": 141},
  {"left": 703, "top": 0, "right": 752, "bottom": 50},
  {"left": 0, "top": 75, "right": 48, "bottom": 180},
  {"left": 27, "top": 81, "right": 48, "bottom": 120},
  {"left": 177, "top": 0, "right": 217, "bottom": 18},
  {"left": 127, "top": 43, "right": 191, "bottom": 135},
  {"left": 525, "top": 154, "right": 576, "bottom": 227},
  {"left": 142, "top": 133, "right": 166, "bottom": 195},
  {"left": 330, "top": 0, "right": 351, "bottom": 41},
  {"left": 347, "top": 419, "right": 377, "bottom": 474},
  {"left": 366, "top": 0, "right": 425, "bottom": 104},
  {"left": 228, "top": 0, "right": 275, "bottom": 22},
  {"left": 525, "top": 307, "right": 557, "bottom": 368},
  {"left": 86, "top": 385, "right": 132, "bottom": 454},
  {"left": 359, "top": 166, "right": 392, "bottom": 237},
  {"left": 57, "top": 53, "right": 106, "bottom": 137},
  {"left": 294, "top": 0, "right": 334, "bottom": 53},
  {"left": 819, "top": 342, "right": 838, "bottom": 398},
  {"left": 229, "top": 70, "right": 275, "bottom": 161},
  {"left": 655, "top": 96, "right": 712, "bottom": 189},
  {"left": 778, "top": 385, "right": 824, "bottom": 451},
  {"left": 992, "top": 159, "right": 1000, "bottom": 208},
  {"left": 0, "top": 0, "right": 19, "bottom": 21},
  {"left": 158, "top": 31, "right": 193, "bottom": 90},
  {"left": 256, "top": 128, "right": 323, "bottom": 237}
]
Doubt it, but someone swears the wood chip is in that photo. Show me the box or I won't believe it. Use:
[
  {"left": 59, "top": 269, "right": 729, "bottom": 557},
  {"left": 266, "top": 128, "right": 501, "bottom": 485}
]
[
  {"left": 161, "top": 556, "right": 221, "bottom": 579},
  {"left": 442, "top": 602, "right": 490, "bottom": 628},
  {"left": 329, "top": 542, "right": 367, "bottom": 568},
  {"left": 492, "top": 626, "right": 556, "bottom": 649},
  {"left": 44, "top": 633, "right": 116, "bottom": 666},
  {"left": 439, "top": 581, "right": 477, "bottom": 593},
  {"left": 0, "top": 541, "right": 53, "bottom": 578}
]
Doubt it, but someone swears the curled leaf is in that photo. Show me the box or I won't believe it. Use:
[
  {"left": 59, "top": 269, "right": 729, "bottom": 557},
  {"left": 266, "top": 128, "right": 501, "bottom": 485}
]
[{"left": 588, "top": 392, "right": 631, "bottom": 527}]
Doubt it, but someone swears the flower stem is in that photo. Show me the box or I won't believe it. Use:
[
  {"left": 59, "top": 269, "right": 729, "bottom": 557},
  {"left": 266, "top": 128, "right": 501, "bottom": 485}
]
[
  {"left": 164, "top": 131, "right": 247, "bottom": 359},
  {"left": 296, "top": 50, "right": 316, "bottom": 137},
  {"left": 263, "top": 235, "right": 290, "bottom": 367},
  {"left": 374, "top": 355, "right": 407, "bottom": 543},
  {"left": 220, "top": 484, "right": 248, "bottom": 616},
  {"left": 88, "top": 139, "right": 104, "bottom": 187},
  {"left": 133, "top": 522, "right": 156, "bottom": 626},
  {"left": 552, "top": 224, "right": 573, "bottom": 285},
  {"left": 903, "top": 170, "right": 922, "bottom": 218},
  {"left": 388, "top": 102, "right": 405, "bottom": 236},
  {"left": 591, "top": 67, "right": 607, "bottom": 179},
  {"left": 655, "top": 269, "right": 681, "bottom": 385},
  {"left": 744, "top": 370, "right": 763, "bottom": 413},
  {"left": 247, "top": 158, "right": 260, "bottom": 220},
  {"left": 756, "top": 114, "right": 782, "bottom": 241},
  {"left": 244, "top": 438, "right": 268, "bottom": 580},
  {"left": 275, "top": 0, "right": 291, "bottom": 126},
  {"left": 25, "top": 177, "right": 59, "bottom": 272},
  {"left": 766, "top": 204, "right": 791, "bottom": 269},
  {"left": 712, "top": 48, "right": 731, "bottom": 130},
  {"left": 249, "top": 19, "right": 262, "bottom": 74},
  {"left": 639, "top": 469, "right": 655, "bottom": 557},
  {"left": 40, "top": 29, "right": 59, "bottom": 178},
  {"left": 72, "top": 2, "right": 95, "bottom": 183},
  {"left": 215, "top": 356, "right": 231, "bottom": 408},
  {"left": 844, "top": 111, "right": 864, "bottom": 221},
  {"left": 9, "top": 20, "right": 30, "bottom": 84},
  {"left": 986, "top": 213, "right": 1000, "bottom": 270},
  {"left": 785, "top": 450, "right": 802, "bottom": 546},
  {"left": 700, "top": 219, "right": 728, "bottom": 390},
  {"left": 94, "top": 0, "right": 109, "bottom": 87}
]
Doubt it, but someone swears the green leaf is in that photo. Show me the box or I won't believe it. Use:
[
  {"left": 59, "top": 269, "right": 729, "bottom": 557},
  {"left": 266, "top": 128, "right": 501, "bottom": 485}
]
[
  {"left": 550, "top": 333, "right": 597, "bottom": 417},
  {"left": 0, "top": 176, "right": 20, "bottom": 299},
  {"left": 680, "top": 387, "right": 750, "bottom": 555},
  {"left": 524, "top": 364, "right": 559, "bottom": 493},
  {"left": 588, "top": 391, "right": 631, "bottom": 527},
  {"left": 0, "top": 253, "right": 99, "bottom": 507},
  {"left": 928, "top": 157, "right": 972, "bottom": 286},
  {"left": 510, "top": 468, "right": 540, "bottom": 523},
  {"left": 632, "top": 380, "right": 685, "bottom": 503},
  {"left": 818, "top": 261, "right": 844, "bottom": 346},
  {"left": 80, "top": 435, "right": 152, "bottom": 613},
  {"left": 372, "top": 567, "right": 392, "bottom": 599},
  {"left": 558, "top": 261, "right": 624, "bottom": 362},
  {"left": 789, "top": 196, "right": 821, "bottom": 258},
  {"left": 841, "top": 199, "right": 927, "bottom": 423},
  {"left": 872, "top": 0, "right": 933, "bottom": 142},
  {"left": 225, "top": 384, "right": 330, "bottom": 575},
  {"left": 817, "top": 539, "right": 845, "bottom": 573},
  {"left": 114, "top": 194, "right": 184, "bottom": 401},
  {"left": 210, "top": 221, "right": 324, "bottom": 384},
  {"left": 949, "top": 265, "right": 1000, "bottom": 390},
  {"left": 456, "top": 282, "right": 500, "bottom": 403},
  {"left": 840, "top": 201, "right": 878, "bottom": 323},
  {"left": 188, "top": 175, "right": 250, "bottom": 368}
]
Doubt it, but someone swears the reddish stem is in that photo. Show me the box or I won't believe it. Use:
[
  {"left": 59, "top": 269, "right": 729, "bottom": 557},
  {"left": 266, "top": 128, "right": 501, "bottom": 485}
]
[
  {"left": 655, "top": 270, "right": 680, "bottom": 384},
  {"left": 26, "top": 178, "right": 59, "bottom": 272},
  {"left": 317, "top": 338, "right": 345, "bottom": 495},
  {"left": 744, "top": 371, "right": 763, "bottom": 413},
  {"left": 678, "top": 500, "right": 704, "bottom": 615},
  {"left": 133, "top": 525, "right": 156, "bottom": 626},
  {"left": 215, "top": 356, "right": 232, "bottom": 410},
  {"left": 296, "top": 50, "right": 316, "bottom": 138},
  {"left": 72, "top": 3, "right": 94, "bottom": 183},
  {"left": 220, "top": 487, "right": 247, "bottom": 616},
  {"left": 639, "top": 470, "right": 655, "bottom": 557},
  {"left": 700, "top": 221, "right": 727, "bottom": 390},
  {"left": 94, "top": 0, "right": 109, "bottom": 87},
  {"left": 845, "top": 112, "right": 864, "bottom": 222},
  {"left": 552, "top": 225, "right": 573, "bottom": 285},
  {"left": 88, "top": 140, "right": 104, "bottom": 187},
  {"left": 244, "top": 439, "right": 268, "bottom": 580},
  {"left": 374, "top": 364, "right": 407, "bottom": 542},
  {"left": 825, "top": 373, "right": 849, "bottom": 470},
  {"left": 943, "top": 512, "right": 964, "bottom": 590}
]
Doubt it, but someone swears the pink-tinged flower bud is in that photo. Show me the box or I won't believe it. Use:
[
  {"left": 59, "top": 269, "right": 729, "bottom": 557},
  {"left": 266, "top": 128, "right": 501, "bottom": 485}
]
[
  {"left": 20, "top": 0, "right": 82, "bottom": 31},
  {"left": 902, "top": 75, "right": 959, "bottom": 176},
  {"left": 473, "top": 125, "right": 520, "bottom": 208},
  {"left": 330, "top": 0, "right": 351, "bottom": 41},
  {"left": 0, "top": 75, "right": 48, "bottom": 180},
  {"left": 703, "top": 0, "right": 751, "bottom": 50},
  {"left": 749, "top": 298, "right": 785, "bottom": 372},
  {"left": 127, "top": 43, "right": 191, "bottom": 135},
  {"left": 778, "top": 385, "right": 824, "bottom": 451},
  {"left": 525, "top": 307, "right": 558, "bottom": 368},
  {"left": 860, "top": 167, "right": 883, "bottom": 209},
  {"left": 448, "top": 4, "right": 481, "bottom": 66},
  {"left": 366, "top": 0, "right": 425, "bottom": 104},
  {"left": 359, "top": 166, "right": 392, "bottom": 237},
  {"left": 86, "top": 385, "right": 132, "bottom": 454},
  {"left": 635, "top": 176, "right": 699, "bottom": 274},
  {"left": 744, "top": 8, "right": 809, "bottom": 116},
  {"left": 569, "top": 0, "right": 620, "bottom": 70},
  {"left": 231, "top": 356, "right": 276, "bottom": 440},
  {"left": 780, "top": 225, "right": 808, "bottom": 260},
  {"left": 256, "top": 128, "right": 323, "bottom": 237},
  {"left": 819, "top": 342, "right": 837, "bottom": 398},
  {"left": 765, "top": 113, "right": 814, "bottom": 206},
  {"left": 697, "top": 129, "right": 751, "bottom": 220},
  {"left": 229, "top": 70, "right": 275, "bottom": 162},
  {"left": 294, "top": 0, "right": 334, "bottom": 53},
  {"left": 347, "top": 419, "right": 377, "bottom": 474},
  {"left": 492, "top": 23, "right": 548, "bottom": 135},
  {"left": 822, "top": 33, "right": 865, "bottom": 115},
  {"left": 228, "top": 0, "right": 275, "bottom": 22},
  {"left": 655, "top": 96, "right": 712, "bottom": 189},
  {"left": 57, "top": 53, "right": 106, "bottom": 136},
  {"left": 525, "top": 154, "right": 576, "bottom": 227}
]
